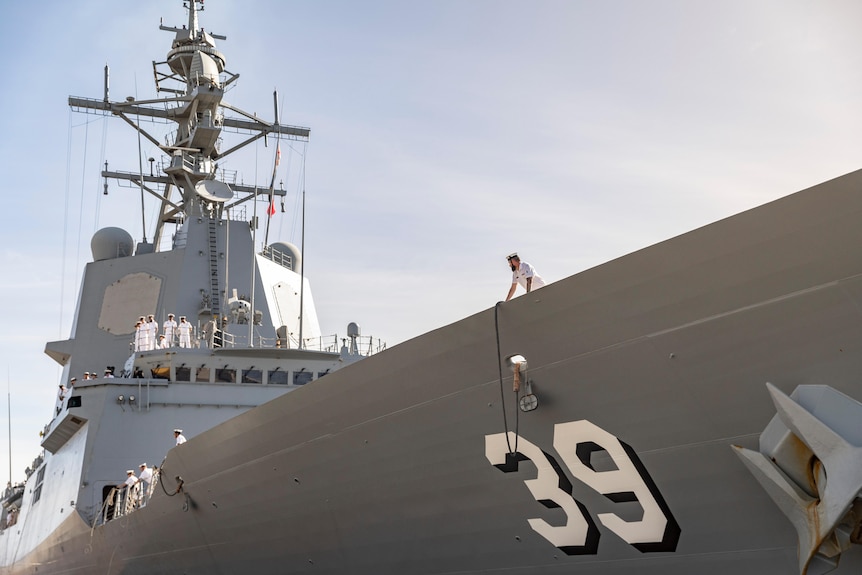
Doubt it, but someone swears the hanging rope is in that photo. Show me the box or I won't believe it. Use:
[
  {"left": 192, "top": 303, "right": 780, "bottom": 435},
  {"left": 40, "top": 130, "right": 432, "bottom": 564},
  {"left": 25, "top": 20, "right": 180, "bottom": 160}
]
[
  {"left": 156, "top": 457, "right": 184, "bottom": 496},
  {"left": 494, "top": 302, "right": 520, "bottom": 455},
  {"left": 60, "top": 111, "right": 74, "bottom": 343}
]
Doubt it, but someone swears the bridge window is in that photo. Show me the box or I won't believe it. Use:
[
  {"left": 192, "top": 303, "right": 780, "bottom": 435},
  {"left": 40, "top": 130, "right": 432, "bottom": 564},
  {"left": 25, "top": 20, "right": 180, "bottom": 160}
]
[
  {"left": 267, "top": 370, "right": 288, "bottom": 385},
  {"left": 241, "top": 369, "right": 262, "bottom": 384},
  {"left": 195, "top": 367, "right": 210, "bottom": 382},
  {"left": 176, "top": 367, "right": 191, "bottom": 382},
  {"left": 216, "top": 368, "right": 235, "bottom": 383},
  {"left": 151, "top": 367, "right": 170, "bottom": 380},
  {"left": 293, "top": 371, "right": 313, "bottom": 386}
]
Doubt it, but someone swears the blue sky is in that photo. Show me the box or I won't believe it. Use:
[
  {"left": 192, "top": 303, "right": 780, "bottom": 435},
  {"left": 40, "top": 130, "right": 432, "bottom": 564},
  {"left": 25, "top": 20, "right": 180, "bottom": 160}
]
[{"left": 1, "top": 0, "right": 862, "bottom": 483}]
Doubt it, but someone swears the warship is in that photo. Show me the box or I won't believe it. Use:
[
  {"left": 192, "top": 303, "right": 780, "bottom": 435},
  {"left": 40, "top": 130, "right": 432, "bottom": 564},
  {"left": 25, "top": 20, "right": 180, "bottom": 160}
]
[{"left": 1, "top": 1, "right": 861, "bottom": 574}]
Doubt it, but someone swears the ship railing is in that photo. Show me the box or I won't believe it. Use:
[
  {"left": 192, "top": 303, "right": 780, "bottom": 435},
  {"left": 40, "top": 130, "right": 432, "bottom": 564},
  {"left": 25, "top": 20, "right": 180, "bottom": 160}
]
[
  {"left": 220, "top": 331, "right": 236, "bottom": 347},
  {"left": 207, "top": 332, "right": 385, "bottom": 356},
  {"left": 97, "top": 469, "right": 160, "bottom": 526},
  {"left": 260, "top": 245, "right": 294, "bottom": 269},
  {"left": 303, "top": 334, "right": 388, "bottom": 356}
]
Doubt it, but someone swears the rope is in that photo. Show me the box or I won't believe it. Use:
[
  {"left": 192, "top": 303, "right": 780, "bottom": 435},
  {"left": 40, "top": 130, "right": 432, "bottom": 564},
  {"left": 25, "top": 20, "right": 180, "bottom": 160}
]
[
  {"left": 91, "top": 488, "right": 117, "bottom": 534},
  {"left": 157, "top": 457, "right": 183, "bottom": 497},
  {"left": 494, "top": 302, "right": 520, "bottom": 455}
]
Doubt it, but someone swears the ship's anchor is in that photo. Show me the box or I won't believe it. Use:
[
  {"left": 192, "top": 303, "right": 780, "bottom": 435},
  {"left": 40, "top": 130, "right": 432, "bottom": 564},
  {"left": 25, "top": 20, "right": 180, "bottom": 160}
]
[{"left": 733, "top": 383, "right": 862, "bottom": 575}]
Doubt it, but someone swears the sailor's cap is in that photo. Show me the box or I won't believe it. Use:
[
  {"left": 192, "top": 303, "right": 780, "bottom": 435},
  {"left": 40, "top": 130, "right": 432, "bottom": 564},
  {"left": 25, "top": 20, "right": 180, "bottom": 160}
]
[
  {"left": 139, "top": 316, "right": 145, "bottom": 320},
  {"left": 168, "top": 313, "right": 174, "bottom": 317},
  {"left": 84, "top": 372, "right": 90, "bottom": 376},
  {"left": 506, "top": 252, "right": 519, "bottom": 261},
  {"left": 173, "top": 429, "right": 183, "bottom": 433},
  {"left": 159, "top": 335, "right": 165, "bottom": 338},
  {"left": 126, "top": 470, "right": 134, "bottom": 475},
  {"left": 180, "top": 316, "right": 186, "bottom": 320},
  {"left": 140, "top": 463, "right": 147, "bottom": 467},
  {"left": 104, "top": 369, "right": 111, "bottom": 373},
  {"left": 70, "top": 377, "right": 77, "bottom": 382},
  {"left": 147, "top": 314, "right": 154, "bottom": 319}
]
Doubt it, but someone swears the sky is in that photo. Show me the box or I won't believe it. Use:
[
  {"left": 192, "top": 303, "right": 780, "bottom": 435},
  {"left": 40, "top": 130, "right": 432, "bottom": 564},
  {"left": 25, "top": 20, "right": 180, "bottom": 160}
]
[{"left": 1, "top": 0, "right": 862, "bottom": 483}]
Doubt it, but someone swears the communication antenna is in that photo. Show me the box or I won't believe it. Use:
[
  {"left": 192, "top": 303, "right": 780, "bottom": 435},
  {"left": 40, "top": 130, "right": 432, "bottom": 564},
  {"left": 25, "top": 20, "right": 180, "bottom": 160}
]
[{"left": 7, "top": 368, "right": 11, "bottom": 485}]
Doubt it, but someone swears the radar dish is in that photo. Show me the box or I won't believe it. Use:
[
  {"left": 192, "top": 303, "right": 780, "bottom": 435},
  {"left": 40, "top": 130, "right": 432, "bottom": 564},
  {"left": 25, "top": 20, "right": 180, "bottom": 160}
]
[{"left": 195, "top": 180, "right": 233, "bottom": 203}]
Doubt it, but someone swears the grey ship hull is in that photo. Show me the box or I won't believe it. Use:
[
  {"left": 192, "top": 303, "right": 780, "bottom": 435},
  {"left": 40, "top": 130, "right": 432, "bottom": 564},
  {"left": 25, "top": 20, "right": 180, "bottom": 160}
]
[{"left": 7, "top": 169, "right": 862, "bottom": 573}]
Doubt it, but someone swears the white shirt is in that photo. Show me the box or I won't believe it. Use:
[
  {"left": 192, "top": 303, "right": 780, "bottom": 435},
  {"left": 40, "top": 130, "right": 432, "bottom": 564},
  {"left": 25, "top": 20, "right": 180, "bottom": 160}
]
[
  {"left": 511, "top": 261, "right": 546, "bottom": 290},
  {"left": 147, "top": 320, "right": 158, "bottom": 345},
  {"left": 175, "top": 434, "right": 187, "bottom": 445},
  {"left": 139, "top": 467, "right": 153, "bottom": 483},
  {"left": 123, "top": 475, "right": 138, "bottom": 488},
  {"left": 163, "top": 319, "right": 177, "bottom": 342},
  {"left": 177, "top": 321, "right": 192, "bottom": 347}
]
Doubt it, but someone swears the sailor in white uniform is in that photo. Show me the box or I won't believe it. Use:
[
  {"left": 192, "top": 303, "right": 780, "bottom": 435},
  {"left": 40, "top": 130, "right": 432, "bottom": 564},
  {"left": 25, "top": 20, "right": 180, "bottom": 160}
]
[
  {"left": 138, "top": 463, "right": 153, "bottom": 505},
  {"left": 162, "top": 313, "right": 178, "bottom": 347},
  {"left": 177, "top": 316, "right": 192, "bottom": 348},
  {"left": 505, "top": 253, "right": 546, "bottom": 301},
  {"left": 133, "top": 319, "right": 142, "bottom": 351},
  {"left": 173, "top": 429, "right": 187, "bottom": 445},
  {"left": 146, "top": 315, "right": 158, "bottom": 350},
  {"left": 117, "top": 470, "right": 139, "bottom": 513}
]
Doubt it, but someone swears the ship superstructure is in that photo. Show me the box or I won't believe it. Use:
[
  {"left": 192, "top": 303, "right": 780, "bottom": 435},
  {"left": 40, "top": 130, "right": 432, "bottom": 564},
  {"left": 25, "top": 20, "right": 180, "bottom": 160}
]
[{"left": 0, "top": 1, "right": 381, "bottom": 568}]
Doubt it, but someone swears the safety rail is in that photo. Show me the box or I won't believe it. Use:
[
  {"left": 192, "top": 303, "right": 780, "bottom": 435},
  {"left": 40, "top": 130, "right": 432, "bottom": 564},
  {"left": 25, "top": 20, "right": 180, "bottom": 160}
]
[
  {"left": 260, "top": 245, "right": 293, "bottom": 269},
  {"left": 304, "top": 334, "right": 387, "bottom": 356},
  {"left": 97, "top": 469, "right": 160, "bottom": 526},
  {"left": 122, "top": 319, "right": 387, "bottom": 356},
  {"left": 205, "top": 332, "right": 386, "bottom": 356}
]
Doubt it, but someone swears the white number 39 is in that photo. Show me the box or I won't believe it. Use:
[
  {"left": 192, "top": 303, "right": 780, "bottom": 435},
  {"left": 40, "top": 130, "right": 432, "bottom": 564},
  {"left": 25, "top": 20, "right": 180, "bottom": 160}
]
[{"left": 485, "top": 420, "right": 681, "bottom": 554}]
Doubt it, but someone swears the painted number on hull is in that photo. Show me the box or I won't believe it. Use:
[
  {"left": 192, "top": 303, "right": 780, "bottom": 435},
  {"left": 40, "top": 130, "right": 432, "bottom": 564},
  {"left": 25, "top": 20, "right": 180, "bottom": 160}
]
[{"left": 485, "top": 421, "right": 680, "bottom": 555}]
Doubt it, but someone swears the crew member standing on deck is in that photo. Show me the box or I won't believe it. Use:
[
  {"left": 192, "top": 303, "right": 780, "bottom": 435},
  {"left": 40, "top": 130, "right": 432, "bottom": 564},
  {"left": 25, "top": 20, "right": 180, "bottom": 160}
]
[
  {"left": 138, "top": 463, "right": 153, "bottom": 505},
  {"left": 146, "top": 315, "right": 158, "bottom": 350},
  {"left": 163, "top": 313, "right": 178, "bottom": 347},
  {"left": 177, "top": 316, "right": 192, "bottom": 348},
  {"left": 136, "top": 316, "right": 148, "bottom": 351},
  {"left": 174, "top": 429, "right": 187, "bottom": 445},
  {"left": 56, "top": 385, "right": 66, "bottom": 415},
  {"left": 116, "top": 470, "right": 139, "bottom": 513},
  {"left": 505, "top": 253, "right": 546, "bottom": 301}
]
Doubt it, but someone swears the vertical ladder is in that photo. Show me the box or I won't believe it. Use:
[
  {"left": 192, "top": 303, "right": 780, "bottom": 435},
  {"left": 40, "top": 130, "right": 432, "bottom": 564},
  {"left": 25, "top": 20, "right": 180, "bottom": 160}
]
[{"left": 207, "top": 218, "right": 221, "bottom": 317}]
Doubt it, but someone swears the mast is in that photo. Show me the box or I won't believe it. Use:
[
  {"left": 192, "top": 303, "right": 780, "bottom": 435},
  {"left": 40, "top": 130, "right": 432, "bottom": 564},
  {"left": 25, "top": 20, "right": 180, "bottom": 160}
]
[
  {"left": 69, "top": 0, "right": 308, "bottom": 249},
  {"left": 298, "top": 187, "right": 306, "bottom": 348},
  {"left": 6, "top": 370, "right": 10, "bottom": 486},
  {"left": 68, "top": 0, "right": 312, "bottom": 346}
]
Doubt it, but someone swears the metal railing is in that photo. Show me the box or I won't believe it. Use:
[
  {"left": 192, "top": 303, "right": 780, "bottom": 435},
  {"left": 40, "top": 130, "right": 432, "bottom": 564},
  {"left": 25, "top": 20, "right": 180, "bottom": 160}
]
[
  {"left": 98, "top": 469, "right": 160, "bottom": 526},
  {"left": 260, "top": 245, "right": 293, "bottom": 269}
]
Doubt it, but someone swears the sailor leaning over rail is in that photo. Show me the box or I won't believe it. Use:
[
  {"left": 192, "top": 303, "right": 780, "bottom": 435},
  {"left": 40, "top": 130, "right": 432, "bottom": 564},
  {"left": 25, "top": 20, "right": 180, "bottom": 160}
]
[
  {"left": 116, "top": 470, "right": 140, "bottom": 515},
  {"left": 504, "top": 252, "right": 546, "bottom": 301}
]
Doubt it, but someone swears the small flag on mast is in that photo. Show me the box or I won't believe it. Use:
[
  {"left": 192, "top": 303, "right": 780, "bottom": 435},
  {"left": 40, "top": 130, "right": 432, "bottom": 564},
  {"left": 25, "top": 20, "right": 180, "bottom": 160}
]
[{"left": 267, "top": 197, "right": 276, "bottom": 217}]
